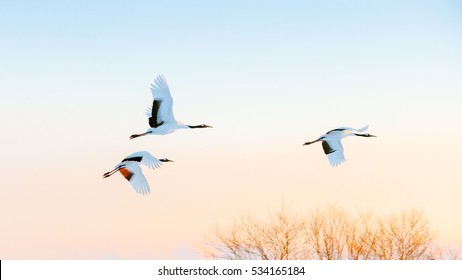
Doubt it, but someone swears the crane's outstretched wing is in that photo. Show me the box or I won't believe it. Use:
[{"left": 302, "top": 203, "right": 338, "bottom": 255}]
[
  {"left": 326, "top": 128, "right": 348, "bottom": 134},
  {"left": 118, "top": 164, "right": 151, "bottom": 195},
  {"left": 322, "top": 140, "right": 346, "bottom": 167},
  {"left": 140, "top": 153, "right": 163, "bottom": 169},
  {"left": 326, "top": 125, "right": 369, "bottom": 134},
  {"left": 354, "top": 125, "right": 369, "bottom": 132},
  {"left": 145, "top": 75, "right": 176, "bottom": 127},
  {"left": 121, "top": 151, "right": 163, "bottom": 169}
]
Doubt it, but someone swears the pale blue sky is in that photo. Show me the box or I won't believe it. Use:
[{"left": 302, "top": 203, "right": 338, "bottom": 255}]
[
  {"left": 1, "top": 0, "right": 461, "bottom": 258},
  {"left": 1, "top": 0, "right": 461, "bottom": 129}
]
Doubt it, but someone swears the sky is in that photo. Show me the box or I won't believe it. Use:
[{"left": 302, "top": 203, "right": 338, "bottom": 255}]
[{"left": 1, "top": 0, "right": 461, "bottom": 259}]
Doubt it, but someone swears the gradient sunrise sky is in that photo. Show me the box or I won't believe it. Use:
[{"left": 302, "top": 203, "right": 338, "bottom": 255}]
[{"left": 1, "top": 0, "right": 461, "bottom": 259}]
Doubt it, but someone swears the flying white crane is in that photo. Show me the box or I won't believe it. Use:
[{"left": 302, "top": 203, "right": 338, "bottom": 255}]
[
  {"left": 103, "top": 151, "right": 173, "bottom": 195},
  {"left": 303, "top": 125, "right": 376, "bottom": 167},
  {"left": 130, "top": 75, "right": 212, "bottom": 139}
]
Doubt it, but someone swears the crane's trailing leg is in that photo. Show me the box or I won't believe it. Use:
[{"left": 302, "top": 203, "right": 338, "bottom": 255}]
[
  {"left": 303, "top": 138, "right": 323, "bottom": 146},
  {"left": 129, "top": 132, "right": 151, "bottom": 139},
  {"left": 103, "top": 165, "right": 125, "bottom": 178}
]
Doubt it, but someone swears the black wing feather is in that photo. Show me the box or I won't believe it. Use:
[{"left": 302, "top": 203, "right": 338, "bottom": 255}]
[
  {"left": 322, "top": 141, "right": 336, "bottom": 155},
  {"left": 149, "top": 100, "right": 164, "bottom": 128},
  {"left": 122, "top": 156, "right": 143, "bottom": 163},
  {"left": 326, "top": 128, "right": 346, "bottom": 134}
]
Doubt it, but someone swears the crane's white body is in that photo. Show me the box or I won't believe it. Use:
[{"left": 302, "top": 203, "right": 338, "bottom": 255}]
[
  {"left": 304, "top": 125, "right": 374, "bottom": 167},
  {"left": 130, "top": 75, "right": 211, "bottom": 139},
  {"left": 103, "top": 151, "right": 169, "bottom": 195}
]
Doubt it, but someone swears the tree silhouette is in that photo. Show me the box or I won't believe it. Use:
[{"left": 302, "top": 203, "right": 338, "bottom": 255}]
[
  {"left": 373, "top": 209, "right": 434, "bottom": 260},
  {"left": 206, "top": 208, "right": 306, "bottom": 260},
  {"left": 205, "top": 205, "right": 460, "bottom": 260}
]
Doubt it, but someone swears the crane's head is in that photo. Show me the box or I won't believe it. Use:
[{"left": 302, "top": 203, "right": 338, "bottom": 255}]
[
  {"left": 354, "top": 133, "right": 376, "bottom": 137},
  {"left": 159, "top": 158, "right": 174, "bottom": 162}
]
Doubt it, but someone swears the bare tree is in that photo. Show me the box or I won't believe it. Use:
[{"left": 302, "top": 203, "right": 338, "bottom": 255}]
[
  {"left": 304, "top": 205, "right": 378, "bottom": 260},
  {"left": 343, "top": 211, "right": 377, "bottom": 259},
  {"left": 373, "top": 208, "right": 435, "bottom": 260},
  {"left": 304, "top": 205, "right": 347, "bottom": 259},
  {"left": 437, "top": 245, "right": 462, "bottom": 260},
  {"left": 205, "top": 205, "right": 460, "bottom": 260},
  {"left": 206, "top": 208, "right": 307, "bottom": 260}
]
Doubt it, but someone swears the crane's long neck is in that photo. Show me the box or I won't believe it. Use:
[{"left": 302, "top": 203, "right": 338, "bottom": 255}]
[
  {"left": 187, "top": 124, "right": 212, "bottom": 129},
  {"left": 354, "top": 133, "right": 376, "bottom": 137}
]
